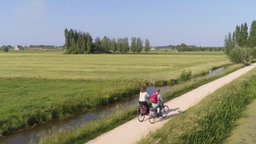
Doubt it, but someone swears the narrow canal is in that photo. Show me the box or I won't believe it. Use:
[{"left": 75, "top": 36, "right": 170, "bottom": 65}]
[
  {"left": 0, "top": 87, "right": 162, "bottom": 144},
  {"left": 0, "top": 67, "right": 224, "bottom": 144}
]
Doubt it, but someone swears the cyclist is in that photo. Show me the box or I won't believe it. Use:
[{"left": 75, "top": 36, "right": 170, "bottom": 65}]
[
  {"left": 150, "top": 88, "right": 164, "bottom": 116},
  {"left": 138, "top": 86, "right": 150, "bottom": 114}
]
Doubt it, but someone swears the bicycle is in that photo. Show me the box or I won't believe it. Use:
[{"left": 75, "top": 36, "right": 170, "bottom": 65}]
[
  {"left": 137, "top": 104, "right": 149, "bottom": 122},
  {"left": 148, "top": 104, "right": 169, "bottom": 124}
]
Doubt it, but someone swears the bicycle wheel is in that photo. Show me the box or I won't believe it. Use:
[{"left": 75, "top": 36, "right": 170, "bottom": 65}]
[
  {"left": 149, "top": 115, "right": 156, "bottom": 124},
  {"left": 137, "top": 110, "right": 145, "bottom": 122},
  {"left": 162, "top": 105, "right": 169, "bottom": 117},
  {"left": 163, "top": 105, "right": 169, "bottom": 112}
]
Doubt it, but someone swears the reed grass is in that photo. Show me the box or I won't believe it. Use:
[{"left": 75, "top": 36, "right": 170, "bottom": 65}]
[{"left": 38, "top": 106, "right": 136, "bottom": 144}]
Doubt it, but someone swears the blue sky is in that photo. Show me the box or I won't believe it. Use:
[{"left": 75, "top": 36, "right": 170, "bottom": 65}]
[{"left": 0, "top": 0, "right": 255, "bottom": 47}]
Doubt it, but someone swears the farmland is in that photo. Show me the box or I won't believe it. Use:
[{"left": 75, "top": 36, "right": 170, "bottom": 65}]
[
  {"left": 0, "top": 51, "right": 230, "bottom": 136},
  {"left": 0, "top": 52, "right": 229, "bottom": 80}
]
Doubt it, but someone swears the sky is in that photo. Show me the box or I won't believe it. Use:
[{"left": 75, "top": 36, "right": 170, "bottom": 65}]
[{"left": 0, "top": 0, "right": 256, "bottom": 47}]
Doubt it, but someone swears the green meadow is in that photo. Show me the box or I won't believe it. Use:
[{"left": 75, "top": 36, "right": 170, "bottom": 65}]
[
  {"left": 0, "top": 52, "right": 228, "bottom": 80},
  {"left": 0, "top": 52, "right": 230, "bottom": 136}
]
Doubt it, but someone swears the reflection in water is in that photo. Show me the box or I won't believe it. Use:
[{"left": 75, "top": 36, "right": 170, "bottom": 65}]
[
  {"left": 209, "top": 67, "right": 224, "bottom": 75},
  {"left": 0, "top": 87, "right": 167, "bottom": 144}
]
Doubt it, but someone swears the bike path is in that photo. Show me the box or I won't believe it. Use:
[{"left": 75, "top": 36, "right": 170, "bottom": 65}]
[{"left": 86, "top": 64, "right": 256, "bottom": 144}]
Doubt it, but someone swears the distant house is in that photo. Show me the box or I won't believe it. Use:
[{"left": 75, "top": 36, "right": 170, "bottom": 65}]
[{"left": 15, "top": 45, "right": 24, "bottom": 51}]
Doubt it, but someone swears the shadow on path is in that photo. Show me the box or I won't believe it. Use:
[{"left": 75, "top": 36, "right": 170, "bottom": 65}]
[{"left": 141, "top": 107, "right": 183, "bottom": 124}]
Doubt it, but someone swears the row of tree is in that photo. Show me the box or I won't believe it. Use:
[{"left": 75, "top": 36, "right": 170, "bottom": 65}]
[
  {"left": 176, "top": 43, "right": 224, "bottom": 52},
  {"left": 155, "top": 44, "right": 224, "bottom": 52},
  {"left": 29, "top": 45, "right": 56, "bottom": 48},
  {"left": 224, "top": 20, "right": 256, "bottom": 63},
  {"left": 0, "top": 45, "right": 12, "bottom": 52},
  {"left": 64, "top": 28, "right": 151, "bottom": 54}
]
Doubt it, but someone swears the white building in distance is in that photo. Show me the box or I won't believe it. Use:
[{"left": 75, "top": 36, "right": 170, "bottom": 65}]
[{"left": 14, "top": 45, "right": 24, "bottom": 51}]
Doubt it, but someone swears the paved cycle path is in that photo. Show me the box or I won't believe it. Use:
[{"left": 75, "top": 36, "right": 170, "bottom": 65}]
[{"left": 87, "top": 64, "right": 256, "bottom": 144}]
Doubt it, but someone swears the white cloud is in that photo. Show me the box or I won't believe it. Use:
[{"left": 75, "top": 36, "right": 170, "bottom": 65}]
[{"left": 15, "top": 0, "right": 46, "bottom": 23}]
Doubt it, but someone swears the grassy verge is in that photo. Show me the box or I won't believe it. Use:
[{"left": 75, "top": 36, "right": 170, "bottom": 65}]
[
  {"left": 138, "top": 66, "right": 256, "bottom": 144},
  {"left": 37, "top": 64, "right": 243, "bottom": 144},
  {"left": 226, "top": 99, "right": 256, "bottom": 143},
  {"left": 162, "top": 64, "right": 243, "bottom": 100},
  {"left": 0, "top": 79, "right": 140, "bottom": 136},
  {"left": 38, "top": 106, "right": 136, "bottom": 144}
]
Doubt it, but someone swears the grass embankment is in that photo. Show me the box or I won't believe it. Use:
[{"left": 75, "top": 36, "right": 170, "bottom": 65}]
[
  {"left": 38, "top": 64, "right": 243, "bottom": 144},
  {"left": 0, "top": 79, "right": 139, "bottom": 136},
  {"left": 139, "top": 66, "right": 256, "bottom": 144},
  {"left": 226, "top": 99, "right": 256, "bottom": 143},
  {"left": 0, "top": 52, "right": 230, "bottom": 136}
]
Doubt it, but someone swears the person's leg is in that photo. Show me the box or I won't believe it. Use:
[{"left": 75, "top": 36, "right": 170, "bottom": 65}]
[
  {"left": 139, "top": 101, "right": 148, "bottom": 113},
  {"left": 144, "top": 102, "right": 149, "bottom": 113},
  {"left": 152, "top": 103, "right": 158, "bottom": 114},
  {"left": 158, "top": 104, "right": 163, "bottom": 116}
]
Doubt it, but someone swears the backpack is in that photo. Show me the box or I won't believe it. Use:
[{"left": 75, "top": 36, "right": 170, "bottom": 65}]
[{"left": 151, "top": 93, "right": 158, "bottom": 103}]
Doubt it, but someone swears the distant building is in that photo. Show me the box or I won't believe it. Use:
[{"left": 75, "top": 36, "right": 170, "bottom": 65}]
[{"left": 14, "top": 45, "right": 24, "bottom": 51}]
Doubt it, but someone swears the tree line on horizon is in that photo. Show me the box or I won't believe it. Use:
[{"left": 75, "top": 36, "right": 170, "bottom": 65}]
[
  {"left": 64, "top": 28, "right": 151, "bottom": 54},
  {"left": 155, "top": 44, "right": 224, "bottom": 52},
  {"left": 176, "top": 44, "right": 224, "bottom": 52},
  {"left": 224, "top": 20, "right": 256, "bottom": 63}
]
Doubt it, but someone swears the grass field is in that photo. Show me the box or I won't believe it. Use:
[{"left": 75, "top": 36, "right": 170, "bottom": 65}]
[
  {"left": 0, "top": 51, "right": 231, "bottom": 136},
  {"left": 0, "top": 52, "right": 229, "bottom": 80}
]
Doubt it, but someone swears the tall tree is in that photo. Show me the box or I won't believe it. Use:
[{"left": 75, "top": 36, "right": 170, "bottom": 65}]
[
  {"left": 234, "top": 25, "right": 241, "bottom": 47},
  {"left": 64, "top": 28, "right": 71, "bottom": 51},
  {"left": 77, "top": 34, "right": 84, "bottom": 53},
  {"left": 240, "top": 23, "right": 248, "bottom": 47},
  {"left": 234, "top": 23, "right": 248, "bottom": 47},
  {"left": 248, "top": 20, "right": 256, "bottom": 48},
  {"left": 130, "top": 37, "right": 137, "bottom": 53},
  {"left": 101, "top": 36, "right": 111, "bottom": 52},
  {"left": 86, "top": 32, "right": 92, "bottom": 53},
  {"left": 123, "top": 37, "right": 129, "bottom": 53},
  {"left": 224, "top": 32, "right": 235, "bottom": 55},
  {"left": 117, "top": 38, "right": 124, "bottom": 53},
  {"left": 81, "top": 32, "right": 87, "bottom": 53},
  {"left": 177, "top": 43, "right": 188, "bottom": 52},
  {"left": 94, "top": 37, "right": 102, "bottom": 52},
  {"left": 110, "top": 38, "right": 117, "bottom": 53},
  {"left": 144, "top": 39, "right": 151, "bottom": 52},
  {"left": 136, "top": 38, "right": 143, "bottom": 53}
]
